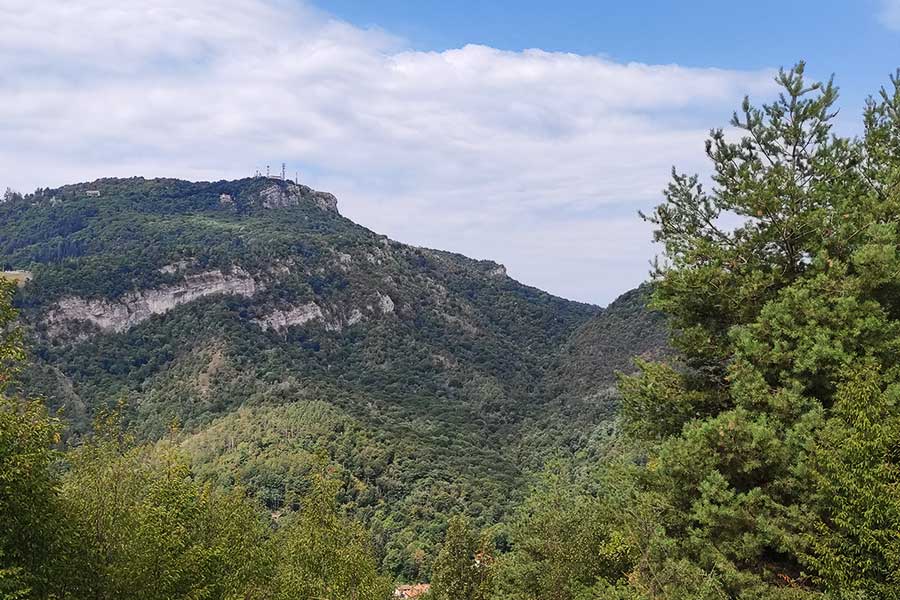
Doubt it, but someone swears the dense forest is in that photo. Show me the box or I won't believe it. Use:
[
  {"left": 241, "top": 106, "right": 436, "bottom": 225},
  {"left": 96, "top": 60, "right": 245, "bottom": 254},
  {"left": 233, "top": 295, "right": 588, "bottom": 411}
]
[
  {"left": 4, "top": 62, "right": 900, "bottom": 598},
  {"left": 0, "top": 146, "right": 664, "bottom": 578}
]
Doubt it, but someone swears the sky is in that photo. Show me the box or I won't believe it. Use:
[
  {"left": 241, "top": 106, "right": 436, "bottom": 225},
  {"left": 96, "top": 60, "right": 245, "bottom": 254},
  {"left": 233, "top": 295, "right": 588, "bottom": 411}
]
[{"left": 2, "top": 1, "right": 899, "bottom": 305}]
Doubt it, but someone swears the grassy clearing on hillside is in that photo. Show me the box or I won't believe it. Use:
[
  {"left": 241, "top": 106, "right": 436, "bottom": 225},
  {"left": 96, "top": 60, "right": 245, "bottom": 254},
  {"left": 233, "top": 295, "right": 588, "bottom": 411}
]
[{"left": 1, "top": 271, "right": 32, "bottom": 286}]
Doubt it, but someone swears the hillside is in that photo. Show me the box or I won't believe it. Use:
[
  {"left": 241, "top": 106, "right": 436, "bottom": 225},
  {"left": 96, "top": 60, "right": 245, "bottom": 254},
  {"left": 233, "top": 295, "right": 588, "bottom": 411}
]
[{"left": 0, "top": 177, "right": 665, "bottom": 578}]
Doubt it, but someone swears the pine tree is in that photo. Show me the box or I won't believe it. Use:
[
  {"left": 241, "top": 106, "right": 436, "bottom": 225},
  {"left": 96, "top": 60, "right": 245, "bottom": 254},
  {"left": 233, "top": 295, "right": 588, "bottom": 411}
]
[
  {"left": 612, "top": 64, "right": 900, "bottom": 598},
  {"left": 803, "top": 363, "right": 900, "bottom": 598}
]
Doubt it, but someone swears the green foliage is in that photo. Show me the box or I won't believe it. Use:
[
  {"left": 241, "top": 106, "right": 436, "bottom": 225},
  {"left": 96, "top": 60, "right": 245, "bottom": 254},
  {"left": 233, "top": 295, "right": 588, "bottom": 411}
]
[
  {"left": 430, "top": 516, "right": 493, "bottom": 600},
  {"left": 642, "top": 63, "right": 855, "bottom": 376},
  {"left": 0, "top": 278, "right": 393, "bottom": 599},
  {"left": 8, "top": 61, "right": 900, "bottom": 600},
  {"left": 0, "top": 397, "right": 60, "bottom": 600},
  {"left": 182, "top": 402, "right": 392, "bottom": 511},
  {"left": 802, "top": 363, "right": 900, "bottom": 598},
  {"left": 54, "top": 424, "right": 273, "bottom": 600},
  {"left": 0, "top": 283, "right": 60, "bottom": 599},
  {"left": 269, "top": 473, "right": 392, "bottom": 600},
  {"left": 471, "top": 63, "right": 900, "bottom": 600},
  {"left": 0, "top": 281, "right": 25, "bottom": 391},
  {"left": 0, "top": 413, "right": 394, "bottom": 600},
  {"left": 606, "top": 63, "right": 900, "bottom": 598},
  {"left": 618, "top": 359, "right": 714, "bottom": 441},
  {"left": 0, "top": 174, "right": 656, "bottom": 579},
  {"left": 495, "top": 462, "right": 631, "bottom": 600}
]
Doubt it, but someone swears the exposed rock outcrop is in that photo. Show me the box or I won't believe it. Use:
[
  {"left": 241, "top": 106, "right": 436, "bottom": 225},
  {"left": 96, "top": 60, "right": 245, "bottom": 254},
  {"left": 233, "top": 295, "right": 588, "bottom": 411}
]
[
  {"left": 158, "top": 260, "right": 192, "bottom": 274},
  {"left": 257, "top": 183, "right": 339, "bottom": 214},
  {"left": 254, "top": 302, "right": 374, "bottom": 333},
  {"left": 378, "top": 293, "right": 395, "bottom": 314},
  {"left": 253, "top": 302, "right": 324, "bottom": 332},
  {"left": 47, "top": 269, "right": 258, "bottom": 334}
]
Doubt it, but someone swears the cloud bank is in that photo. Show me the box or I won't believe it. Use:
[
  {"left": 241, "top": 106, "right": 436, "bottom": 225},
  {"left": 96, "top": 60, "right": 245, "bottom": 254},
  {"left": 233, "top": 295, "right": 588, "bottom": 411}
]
[{"left": 0, "top": 0, "right": 776, "bottom": 303}]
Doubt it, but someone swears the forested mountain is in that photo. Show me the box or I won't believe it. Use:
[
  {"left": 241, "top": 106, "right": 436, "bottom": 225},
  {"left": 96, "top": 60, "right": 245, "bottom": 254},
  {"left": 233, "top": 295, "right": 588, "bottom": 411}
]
[
  {"left": 0, "top": 176, "right": 662, "bottom": 578},
  {"left": 6, "top": 64, "right": 900, "bottom": 600}
]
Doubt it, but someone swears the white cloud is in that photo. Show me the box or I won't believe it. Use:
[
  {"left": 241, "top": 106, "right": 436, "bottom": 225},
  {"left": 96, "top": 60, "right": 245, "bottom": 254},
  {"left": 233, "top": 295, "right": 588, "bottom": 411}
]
[
  {"left": 880, "top": 0, "right": 900, "bottom": 30},
  {"left": 0, "top": 0, "right": 776, "bottom": 304}
]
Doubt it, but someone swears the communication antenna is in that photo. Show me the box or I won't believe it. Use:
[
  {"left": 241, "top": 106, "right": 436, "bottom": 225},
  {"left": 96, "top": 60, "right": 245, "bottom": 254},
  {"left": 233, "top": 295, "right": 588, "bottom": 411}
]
[
  {"left": 282, "top": 163, "right": 286, "bottom": 181},
  {"left": 266, "top": 165, "right": 270, "bottom": 177}
]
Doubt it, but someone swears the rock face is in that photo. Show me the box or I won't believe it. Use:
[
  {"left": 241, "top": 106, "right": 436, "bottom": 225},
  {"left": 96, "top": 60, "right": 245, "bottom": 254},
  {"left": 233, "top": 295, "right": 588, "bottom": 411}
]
[
  {"left": 347, "top": 308, "right": 364, "bottom": 325},
  {"left": 257, "top": 183, "right": 339, "bottom": 214},
  {"left": 254, "top": 302, "right": 375, "bottom": 333},
  {"left": 378, "top": 293, "right": 395, "bottom": 314},
  {"left": 254, "top": 302, "right": 324, "bottom": 332},
  {"left": 158, "top": 260, "right": 192, "bottom": 274},
  {"left": 47, "top": 269, "right": 258, "bottom": 334},
  {"left": 310, "top": 191, "right": 339, "bottom": 213}
]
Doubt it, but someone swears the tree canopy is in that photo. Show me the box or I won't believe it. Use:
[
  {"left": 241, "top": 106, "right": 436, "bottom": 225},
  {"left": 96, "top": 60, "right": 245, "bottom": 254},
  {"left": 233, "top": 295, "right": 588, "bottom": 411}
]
[
  {"left": 614, "top": 63, "right": 900, "bottom": 598},
  {"left": 5, "top": 63, "right": 900, "bottom": 599}
]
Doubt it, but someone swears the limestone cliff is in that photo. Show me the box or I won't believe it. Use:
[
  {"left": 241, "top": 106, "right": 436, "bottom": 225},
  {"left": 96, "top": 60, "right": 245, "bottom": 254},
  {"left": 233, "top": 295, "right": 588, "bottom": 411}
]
[
  {"left": 46, "top": 269, "right": 258, "bottom": 334},
  {"left": 256, "top": 182, "right": 338, "bottom": 213}
]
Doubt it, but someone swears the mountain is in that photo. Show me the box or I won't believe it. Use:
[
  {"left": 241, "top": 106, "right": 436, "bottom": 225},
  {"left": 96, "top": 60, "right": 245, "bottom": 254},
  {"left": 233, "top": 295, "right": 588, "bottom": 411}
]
[{"left": 0, "top": 176, "right": 665, "bottom": 578}]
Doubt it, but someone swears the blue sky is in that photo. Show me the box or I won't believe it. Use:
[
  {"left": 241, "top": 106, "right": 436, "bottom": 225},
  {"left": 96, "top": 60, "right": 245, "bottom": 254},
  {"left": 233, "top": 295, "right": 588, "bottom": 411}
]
[
  {"left": 317, "top": 0, "right": 899, "bottom": 121},
  {"left": 2, "top": 1, "right": 899, "bottom": 304}
]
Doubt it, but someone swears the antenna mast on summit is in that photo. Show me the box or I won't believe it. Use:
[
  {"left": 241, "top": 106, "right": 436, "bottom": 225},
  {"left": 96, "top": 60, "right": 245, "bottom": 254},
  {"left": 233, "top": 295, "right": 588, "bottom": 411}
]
[{"left": 282, "top": 163, "right": 286, "bottom": 181}]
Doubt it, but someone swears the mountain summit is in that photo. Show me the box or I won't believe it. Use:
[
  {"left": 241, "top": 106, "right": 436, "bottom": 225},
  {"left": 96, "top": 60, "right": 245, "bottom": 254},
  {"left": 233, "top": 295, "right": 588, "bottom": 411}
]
[{"left": 1, "top": 176, "right": 663, "bottom": 578}]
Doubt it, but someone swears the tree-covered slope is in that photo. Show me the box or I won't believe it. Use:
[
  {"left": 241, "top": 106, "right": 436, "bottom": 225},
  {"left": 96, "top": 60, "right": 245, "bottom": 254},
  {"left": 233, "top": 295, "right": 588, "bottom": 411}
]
[{"left": 0, "top": 176, "right": 663, "bottom": 578}]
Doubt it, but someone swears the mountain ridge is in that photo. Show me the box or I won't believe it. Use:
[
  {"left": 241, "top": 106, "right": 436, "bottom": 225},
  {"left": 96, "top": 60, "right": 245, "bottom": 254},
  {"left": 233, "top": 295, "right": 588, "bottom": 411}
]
[{"left": 1, "top": 175, "right": 664, "bottom": 578}]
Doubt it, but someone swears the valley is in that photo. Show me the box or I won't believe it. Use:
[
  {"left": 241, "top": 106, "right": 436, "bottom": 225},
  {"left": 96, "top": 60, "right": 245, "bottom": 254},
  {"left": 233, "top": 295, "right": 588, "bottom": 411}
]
[{"left": 0, "top": 176, "right": 664, "bottom": 579}]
